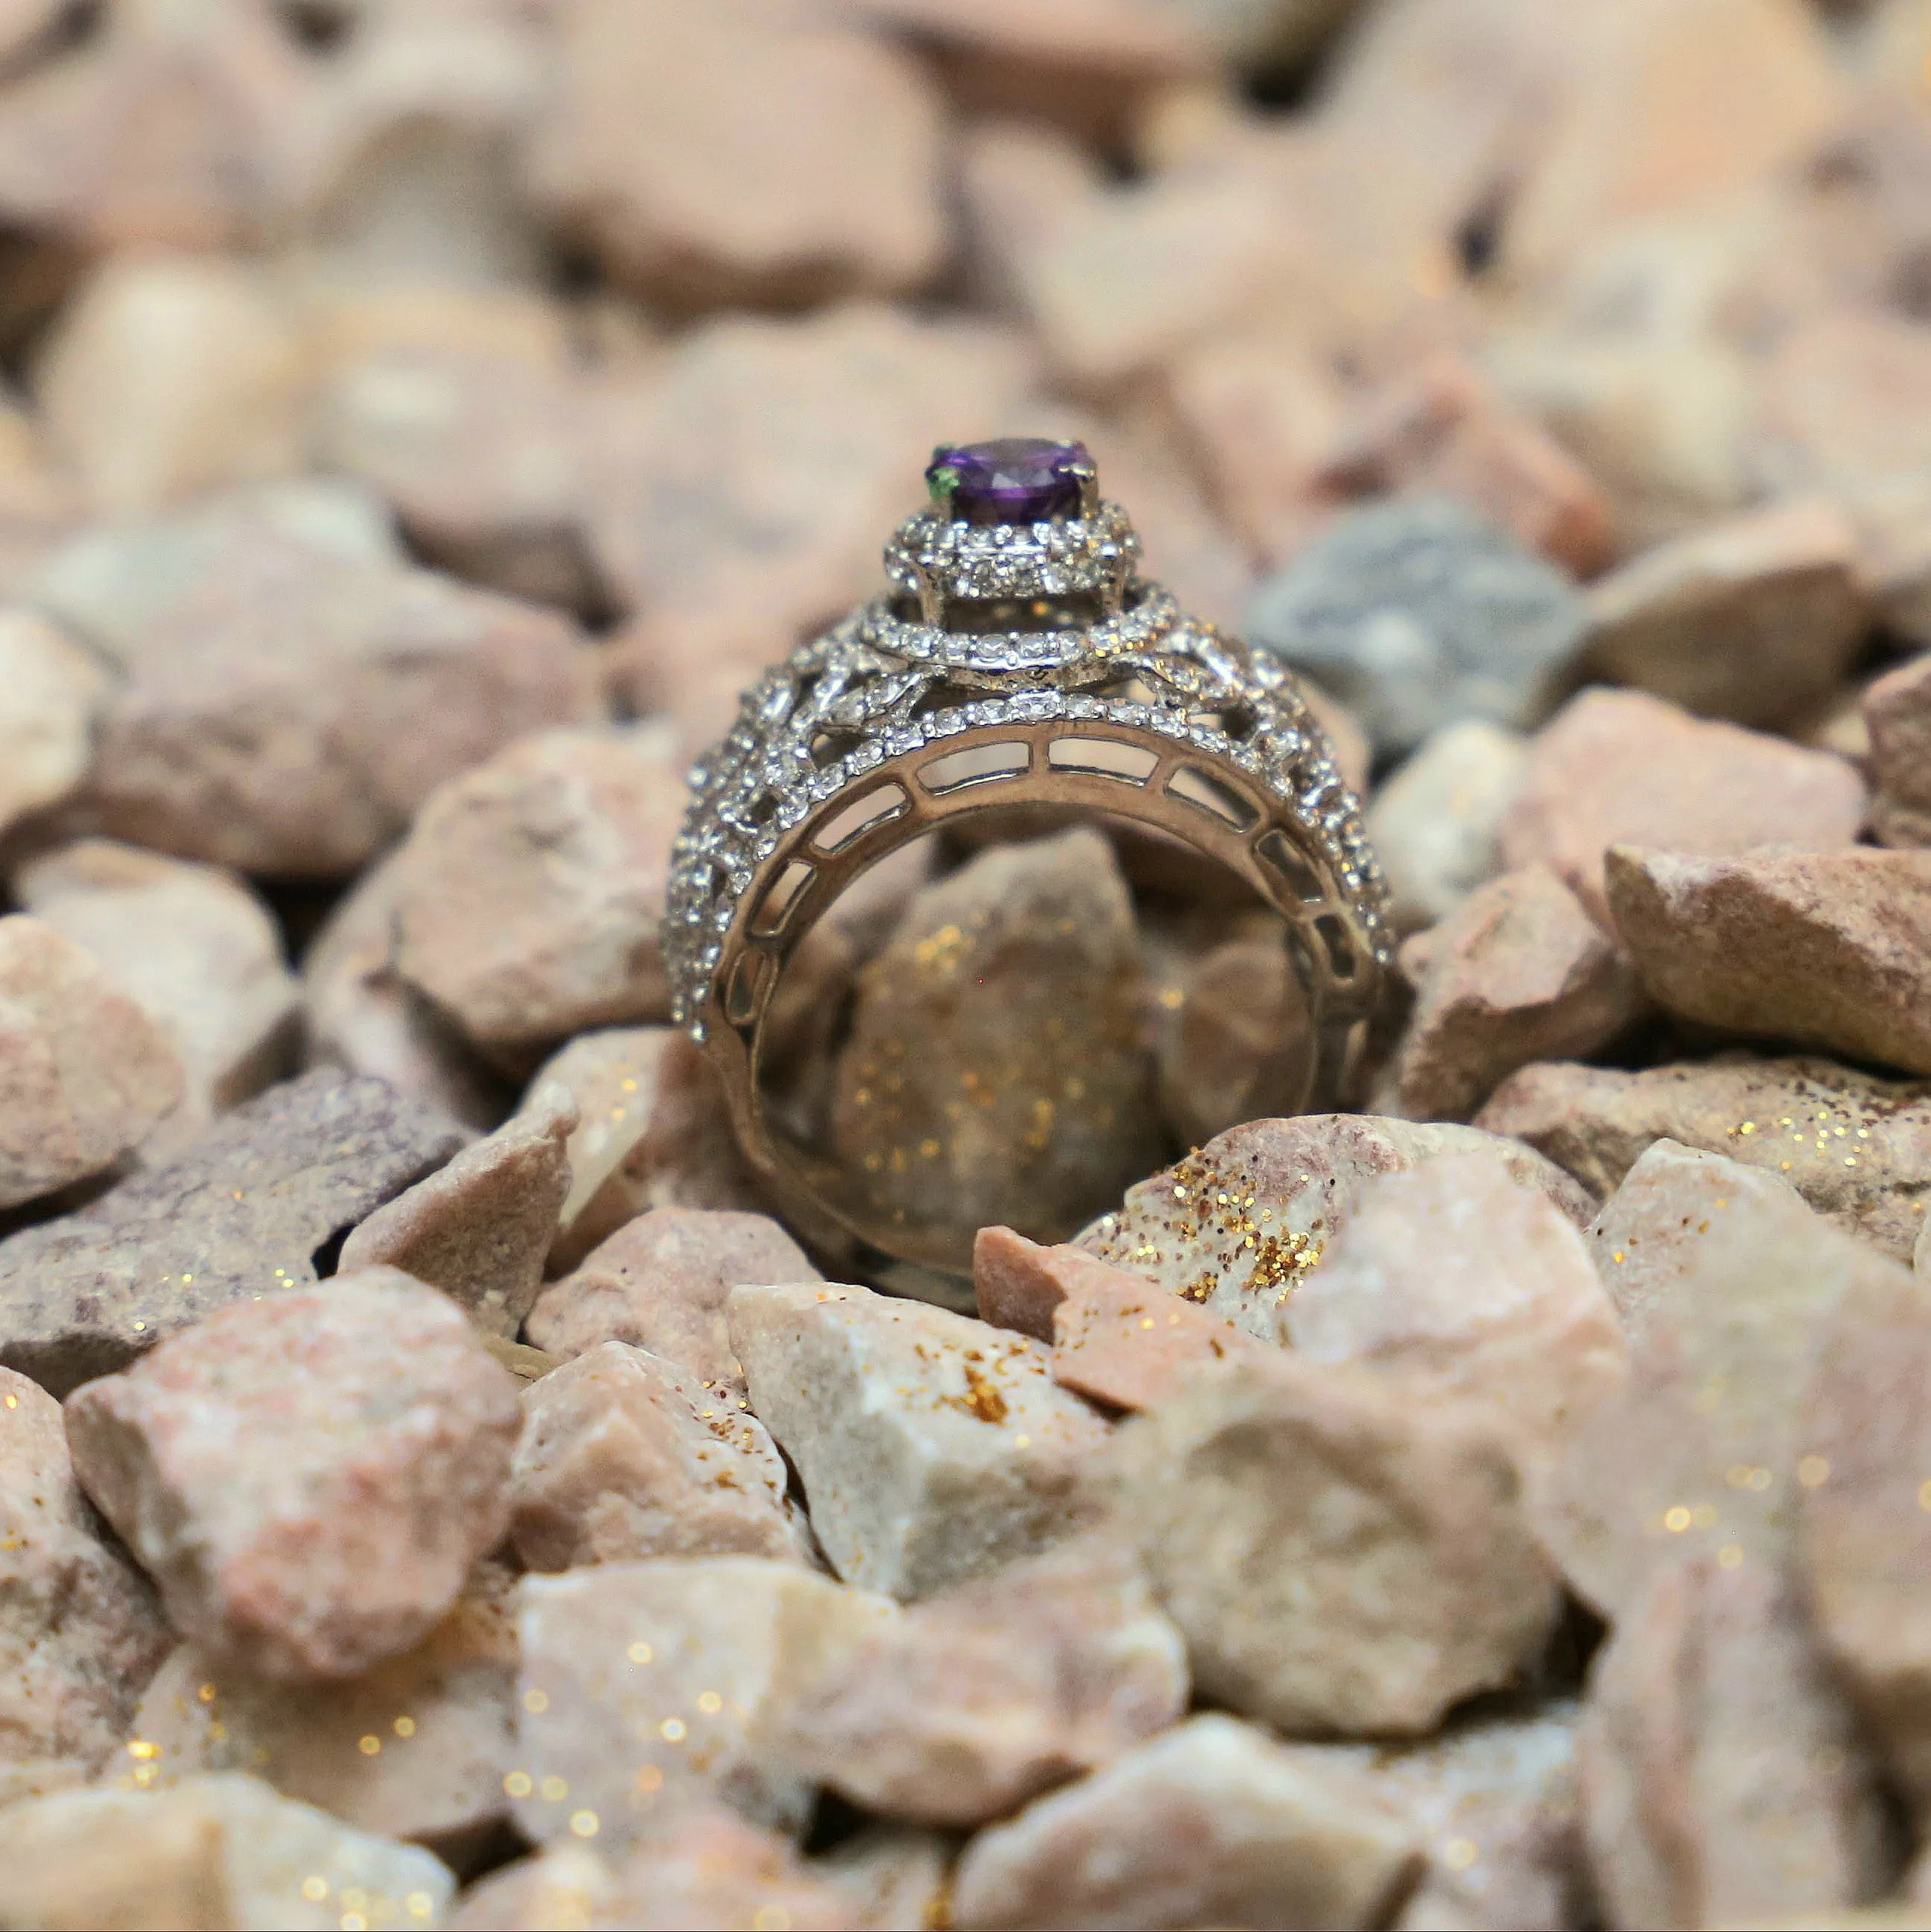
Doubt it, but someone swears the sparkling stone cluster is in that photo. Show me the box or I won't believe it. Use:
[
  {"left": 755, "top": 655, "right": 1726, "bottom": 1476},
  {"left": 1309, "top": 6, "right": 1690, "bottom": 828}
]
[{"left": 883, "top": 500, "right": 1140, "bottom": 621}]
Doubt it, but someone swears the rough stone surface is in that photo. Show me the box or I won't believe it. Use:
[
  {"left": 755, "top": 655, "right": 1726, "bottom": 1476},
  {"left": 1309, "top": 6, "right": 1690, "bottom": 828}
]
[
  {"left": 829, "top": 829, "right": 1162, "bottom": 1258},
  {"left": 769, "top": 1533, "right": 1186, "bottom": 1827},
  {"left": 128, "top": 1564, "right": 518, "bottom": 1866},
  {"left": 1579, "top": 1557, "right": 1888, "bottom": 1931},
  {"left": 527, "top": 1029, "right": 768, "bottom": 1273},
  {"left": 508, "top": 1342, "right": 810, "bottom": 1572},
  {"left": 728, "top": 1282, "right": 1111, "bottom": 1600},
  {"left": 0, "top": 913, "right": 184, "bottom": 1211},
  {"left": 1605, "top": 845, "right": 1931, "bottom": 1078},
  {"left": 528, "top": 1207, "right": 820, "bottom": 1387},
  {"left": 511, "top": 1556, "right": 896, "bottom": 1850},
  {"left": 16, "top": 839, "right": 297, "bottom": 1150},
  {"left": 1867, "top": 652, "right": 1931, "bottom": 850},
  {"left": 1539, "top": 1141, "right": 1918, "bottom": 1615},
  {"left": 0, "top": 1364, "right": 170, "bottom": 1771},
  {"left": 1243, "top": 496, "right": 1588, "bottom": 760},
  {"left": 65, "top": 1269, "right": 523, "bottom": 1682},
  {"left": 527, "top": 0, "right": 945, "bottom": 311},
  {"left": 1579, "top": 499, "right": 1872, "bottom": 730},
  {"left": 339, "top": 1089, "right": 577, "bottom": 1338},
  {"left": 974, "top": 1221, "right": 1077, "bottom": 1343},
  {"left": 1476, "top": 1054, "right": 1931, "bottom": 1262},
  {"left": 1284, "top": 1153, "right": 1626, "bottom": 1476},
  {"left": 1080, "top": 1113, "right": 1595, "bottom": 1343},
  {"left": 1498, "top": 687, "right": 1868, "bottom": 925},
  {"left": 1100, "top": 1354, "right": 1560, "bottom": 1737},
  {"left": 386, "top": 727, "right": 687, "bottom": 1070},
  {"left": 951, "top": 1713, "right": 1421, "bottom": 1932},
  {"left": 1798, "top": 1250, "right": 1931, "bottom": 1810},
  {"left": 0, "top": 609, "right": 108, "bottom": 840},
  {"left": 0, "top": 1774, "right": 455, "bottom": 1932},
  {"left": 0, "top": 1067, "right": 465, "bottom": 1396},
  {"left": 1363, "top": 719, "right": 1529, "bottom": 935},
  {"left": 1390, "top": 865, "right": 1645, "bottom": 1122}
]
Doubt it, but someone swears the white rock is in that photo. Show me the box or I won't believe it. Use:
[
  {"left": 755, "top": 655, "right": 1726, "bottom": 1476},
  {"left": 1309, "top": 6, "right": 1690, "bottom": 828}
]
[{"left": 0, "top": 610, "right": 109, "bottom": 840}]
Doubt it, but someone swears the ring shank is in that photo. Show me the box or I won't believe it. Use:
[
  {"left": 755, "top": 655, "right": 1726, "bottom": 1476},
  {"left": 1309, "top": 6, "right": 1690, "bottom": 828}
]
[{"left": 698, "top": 715, "right": 1383, "bottom": 1280}]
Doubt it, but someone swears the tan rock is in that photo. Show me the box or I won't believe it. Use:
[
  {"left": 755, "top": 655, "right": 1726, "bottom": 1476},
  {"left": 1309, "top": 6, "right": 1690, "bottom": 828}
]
[
  {"left": 957, "top": 117, "right": 1105, "bottom": 320},
  {"left": 1284, "top": 1153, "right": 1626, "bottom": 1474},
  {"left": 1867, "top": 652, "right": 1931, "bottom": 849},
  {"left": 1476, "top": 1054, "right": 1931, "bottom": 1262},
  {"left": 33, "top": 250, "right": 309, "bottom": 517},
  {"left": 68, "top": 515, "right": 601, "bottom": 877},
  {"left": 387, "top": 727, "right": 685, "bottom": 1069},
  {"left": 951, "top": 1713, "right": 1420, "bottom": 1932},
  {"left": 1581, "top": 500, "right": 1872, "bottom": 731},
  {"left": 1541, "top": 1141, "right": 1916, "bottom": 1614},
  {"left": 0, "top": 1067, "right": 466, "bottom": 1396},
  {"left": 65, "top": 1268, "right": 523, "bottom": 1681},
  {"left": 1498, "top": 687, "right": 1867, "bottom": 925},
  {"left": 1606, "top": 845, "right": 1931, "bottom": 1078},
  {"left": 1102, "top": 1355, "right": 1557, "bottom": 1736},
  {"left": 508, "top": 1342, "right": 809, "bottom": 1572},
  {"left": 16, "top": 840, "right": 298, "bottom": 1150},
  {"left": 1365, "top": 720, "right": 1529, "bottom": 935},
  {"left": 0, "top": 1366, "right": 169, "bottom": 1771},
  {"left": 511, "top": 1555, "right": 896, "bottom": 1848},
  {"left": 0, "top": 914, "right": 182, "bottom": 1210},
  {"left": 528, "top": 1207, "right": 819, "bottom": 1385},
  {"left": 528, "top": 1029, "right": 768, "bottom": 1273},
  {"left": 728, "top": 1281, "right": 1110, "bottom": 1599},
  {"left": 0, "top": 1774, "right": 453, "bottom": 1932},
  {"left": 128, "top": 1565, "right": 517, "bottom": 1865},
  {"left": 528, "top": 0, "right": 944, "bottom": 311},
  {"left": 1579, "top": 1557, "right": 1887, "bottom": 1931},
  {"left": 1079, "top": 1112, "right": 1594, "bottom": 1343},
  {"left": 339, "top": 1091, "right": 576, "bottom": 1337},
  {"left": 1798, "top": 1249, "right": 1931, "bottom": 1809},
  {"left": 1756, "top": 308, "right": 1931, "bottom": 496},
  {"left": 0, "top": 609, "right": 109, "bottom": 840},
  {"left": 830, "top": 829, "right": 1161, "bottom": 1260},
  {"left": 1391, "top": 865, "right": 1645, "bottom": 1122},
  {"left": 769, "top": 1534, "right": 1186, "bottom": 1826}
]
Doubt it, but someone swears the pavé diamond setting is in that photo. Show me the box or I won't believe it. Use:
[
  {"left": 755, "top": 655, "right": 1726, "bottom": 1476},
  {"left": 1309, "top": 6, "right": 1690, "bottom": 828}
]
[{"left": 667, "top": 439, "right": 1391, "bottom": 1278}]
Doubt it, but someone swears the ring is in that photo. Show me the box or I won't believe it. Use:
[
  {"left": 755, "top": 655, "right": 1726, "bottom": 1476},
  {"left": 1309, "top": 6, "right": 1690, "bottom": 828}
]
[{"left": 664, "top": 437, "right": 1391, "bottom": 1280}]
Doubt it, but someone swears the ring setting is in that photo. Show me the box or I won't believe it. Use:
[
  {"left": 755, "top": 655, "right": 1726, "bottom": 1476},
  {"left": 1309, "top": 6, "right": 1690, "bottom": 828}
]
[{"left": 665, "top": 438, "right": 1391, "bottom": 1280}]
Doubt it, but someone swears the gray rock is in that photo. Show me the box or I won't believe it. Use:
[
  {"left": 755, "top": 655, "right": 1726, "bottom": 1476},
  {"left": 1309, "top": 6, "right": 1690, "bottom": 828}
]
[
  {"left": 1244, "top": 498, "right": 1587, "bottom": 760},
  {"left": 0, "top": 1068, "right": 466, "bottom": 1396}
]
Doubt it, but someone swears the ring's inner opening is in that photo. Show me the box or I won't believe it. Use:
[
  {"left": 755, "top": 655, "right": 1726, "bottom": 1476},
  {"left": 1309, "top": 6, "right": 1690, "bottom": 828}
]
[{"left": 755, "top": 804, "right": 1319, "bottom": 1286}]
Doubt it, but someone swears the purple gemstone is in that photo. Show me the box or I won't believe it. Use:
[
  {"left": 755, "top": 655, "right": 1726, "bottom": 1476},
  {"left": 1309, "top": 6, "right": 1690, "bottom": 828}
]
[{"left": 926, "top": 436, "right": 1091, "bottom": 525}]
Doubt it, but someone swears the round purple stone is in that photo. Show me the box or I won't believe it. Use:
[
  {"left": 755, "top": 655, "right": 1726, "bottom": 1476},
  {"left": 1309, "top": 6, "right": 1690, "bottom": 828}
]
[{"left": 926, "top": 436, "right": 1090, "bottom": 525}]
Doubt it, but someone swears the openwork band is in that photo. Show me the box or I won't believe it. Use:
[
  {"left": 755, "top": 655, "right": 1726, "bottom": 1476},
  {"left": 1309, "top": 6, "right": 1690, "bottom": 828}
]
[{"left": 665, "top": 441, "right": 1391, "bottom": 1278}]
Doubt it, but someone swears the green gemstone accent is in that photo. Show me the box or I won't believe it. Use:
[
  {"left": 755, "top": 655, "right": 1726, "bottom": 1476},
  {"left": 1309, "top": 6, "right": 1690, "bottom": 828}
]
[{"left": 927, "top": 465, "right": 961, "bottom": 503}]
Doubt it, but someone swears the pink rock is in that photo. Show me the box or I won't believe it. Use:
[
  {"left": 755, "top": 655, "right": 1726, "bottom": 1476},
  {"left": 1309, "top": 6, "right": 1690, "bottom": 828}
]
[
  {"left": 0, "top": 1366, "right": 169, "bottom": 1771},
  {"left": 528, "top": 1208, "right": 820, "bottom": 1387},
  {"left": 129, "top": 1563, "right": 518, "bottom": 1865},
  {"left": 1798, "top": 1248, "right": 1931, "bottom": 1809},
  {"left": 1605, "top": 844, "right": 1931, "bottom": 1078},
  {"left": 1578, "top": 1557, "right": 1887, "bottom": 1931},
  {"left": 1078, "top": 1113, "right": 1594, "bottom": 1342},
  {"left": 387, "top": 727, "right": 688, "bottom": 1071},
  {"left": 1866, "top": 650, "right": 1931, "bottom": 849},
  {"left": 508, "top": 1342, "right": 809, "bottom": 1572},
  {"left": 1498, "top": 687, "right": 1867, "bottom": 927},
  {"left": 769, "top": 1534, "right": 1187, "bottom": 1826},
  {"left": 340, "top": 1090, "right": 576, "bottom": 1338},
  {"left": 1100, "top": 1354, "right": 1559, "bottom": 1736},
  {"left": 1756, "top": 308, "right": 1931, "bottom": 495},
  {"left": 0, "top": 913, "right": 184, "bottom": 1210},
  {"left": 527, "top": 1028, "right": 768, "bottom": 1274},
  {"left": 1284, "top": 1153, "right": 1626, "bottom": 1476},
  {"left": 1389, "top": 865, "right": 1645, "bottom": 1123},
  {"left": 951, "top": 1714, "right": 1420, "bottom": 1932},
  {"left": 64, "top": 1268, "right": 523, "bottom": 1681},
  {"left": 1478, "top": 1054, "right": 1931, "bottom": 1262},
  {"left": 0, "top": 610, "right": 109, "bottom": 841},
  {"left": 957, "top": 118, "right": 1104, "bottom": 320},
  {"left": 1539, "top": 1141, "right": 1915, "bottom": 1616},
  {"left": 973, "top": 1222, "right": 1072, "bottom": 1342},
  {"left": 527, "top": 0, "right": 946, "bottom": 311}
]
